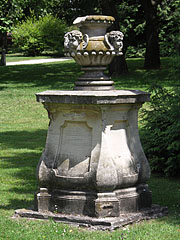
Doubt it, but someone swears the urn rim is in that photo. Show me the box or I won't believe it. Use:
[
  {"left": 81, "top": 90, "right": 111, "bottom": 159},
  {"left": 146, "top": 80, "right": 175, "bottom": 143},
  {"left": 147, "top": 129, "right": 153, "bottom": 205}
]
[{"left": 73, "top": 15, "right": 115, "bottom": 26}]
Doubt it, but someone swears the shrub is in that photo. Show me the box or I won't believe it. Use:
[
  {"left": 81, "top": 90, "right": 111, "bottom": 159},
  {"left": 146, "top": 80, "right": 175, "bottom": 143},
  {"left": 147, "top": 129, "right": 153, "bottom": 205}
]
[
  {"left": 126, "top": 45, "right": 145, "bottom": 58},
  {"left": 39, "top": 15, "right": 68, "bottom": 55},
  {"left": 12, "top": 17, "right": 44, "bottom": 56},
  {"left": 140, "top": 56, "right": 180, "bottom": 177},
  {"left": 140, "top": 58, "right": 180, "bottom": 178},
  {"left": 12, "top": 15, "right": 68, "bottom": 56}
]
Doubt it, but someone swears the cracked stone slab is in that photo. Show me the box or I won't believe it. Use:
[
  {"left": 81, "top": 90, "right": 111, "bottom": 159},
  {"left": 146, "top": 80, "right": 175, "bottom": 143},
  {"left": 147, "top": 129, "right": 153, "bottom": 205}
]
[{"left": 13, "top": 205, "right": 168, "bottom": 230}]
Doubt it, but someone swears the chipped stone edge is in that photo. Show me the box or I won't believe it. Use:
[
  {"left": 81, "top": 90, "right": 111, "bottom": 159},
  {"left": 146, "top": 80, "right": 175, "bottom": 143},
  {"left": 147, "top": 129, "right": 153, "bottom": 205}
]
[
  {"left": 35, "top": 90, "right": 151, "bottom": 105},
  {"left": 13, "top": 205, "right": 168, "bottom": 231}
]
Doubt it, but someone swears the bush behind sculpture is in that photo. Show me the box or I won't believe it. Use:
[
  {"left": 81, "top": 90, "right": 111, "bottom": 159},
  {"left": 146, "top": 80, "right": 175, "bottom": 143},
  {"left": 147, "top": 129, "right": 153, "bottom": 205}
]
[
  {"left": 141, "top": 58, "right": 180, "bottom": 177},
  {"left": 13, "top": 15, "right": 68, "bottom": 56}
]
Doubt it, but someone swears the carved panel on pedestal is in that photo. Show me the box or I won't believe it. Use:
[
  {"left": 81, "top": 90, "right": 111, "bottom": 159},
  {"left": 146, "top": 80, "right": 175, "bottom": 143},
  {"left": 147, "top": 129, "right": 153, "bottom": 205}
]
[
  {"left": 109, "top": 120, "right": 138, "bottom": 187},
  {"left": 54, "top": 121, "right": 92, "bottom": 177}
]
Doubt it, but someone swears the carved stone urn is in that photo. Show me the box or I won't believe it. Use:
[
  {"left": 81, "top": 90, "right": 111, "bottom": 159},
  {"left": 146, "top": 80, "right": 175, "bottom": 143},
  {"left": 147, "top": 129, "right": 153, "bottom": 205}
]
[
  {"left": 15, "top": 15, "right": 167, "bottom": 229},
  {"left": 64, "top": 15, "right": 123, "bottom": 90},
  {"left": 32, "top": 16, "right": 153, "bottom": 219}
]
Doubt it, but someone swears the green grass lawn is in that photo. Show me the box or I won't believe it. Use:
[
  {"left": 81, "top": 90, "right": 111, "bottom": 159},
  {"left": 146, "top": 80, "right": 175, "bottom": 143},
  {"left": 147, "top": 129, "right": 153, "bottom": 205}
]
[
  {"left": 6, "top": 53, "right": 52, "bottom": 62},
  {"left": 0, "top": 58, "right": 180, "bottom": 239}
]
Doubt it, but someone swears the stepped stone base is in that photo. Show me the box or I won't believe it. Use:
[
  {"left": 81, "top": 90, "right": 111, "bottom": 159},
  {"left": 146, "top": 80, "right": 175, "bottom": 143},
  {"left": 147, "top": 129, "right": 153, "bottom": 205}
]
[
  {"left": 14, "top": 205, "right": 168, "bottom": 230},
  {"left": 34, "top": 185, "right": 152, "bottom": 218}
]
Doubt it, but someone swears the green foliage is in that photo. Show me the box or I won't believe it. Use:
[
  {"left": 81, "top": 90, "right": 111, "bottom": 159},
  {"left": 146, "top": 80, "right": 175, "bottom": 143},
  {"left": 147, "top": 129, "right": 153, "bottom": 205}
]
[
  {"left": 0, "top": 0, "right": 24, "bottom": 33},
  {"left": 18, "top": 0, "right": 179, "bottom": 58},
  {"left": 126, "top": 45, "right": 146, "bottom": 58},
  {"left": 141, "top": 56, "right": 180, "bottom": 177},
  {"left": 39, "top": 15, "right": 68, "bottom": 54},
  {"left": 21, "top": 0, "right": 49, "bottom": 18},
  {"left": 12, "top": 15, "right": 68, "bottom": 56},
  {"left": 12, "top": 16, "right": 44, "bottom": 56},
  {"left": 141, "top": 86, "right": 180, "bottom": 177},
  {"left": 118, "top": 0, "right": 180, "bottom": 58},
  {"left": 46, "top": 0, "right": 99, "bottom": 25},
  {"left": 116, "top": 1, "right": 145, "bottom": 50},
  {"left": 158, "top": 0, "right": 180, "bottom": 56}
]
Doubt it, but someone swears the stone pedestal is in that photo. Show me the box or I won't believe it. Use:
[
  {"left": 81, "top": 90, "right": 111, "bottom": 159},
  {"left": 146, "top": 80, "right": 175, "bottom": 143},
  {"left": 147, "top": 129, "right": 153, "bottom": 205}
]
[
  {"left": 14, "top": 15, "right": 168, "bottom": 228},
  {"left": 35, "top": 90, "right": 152, "bottom": 218}
]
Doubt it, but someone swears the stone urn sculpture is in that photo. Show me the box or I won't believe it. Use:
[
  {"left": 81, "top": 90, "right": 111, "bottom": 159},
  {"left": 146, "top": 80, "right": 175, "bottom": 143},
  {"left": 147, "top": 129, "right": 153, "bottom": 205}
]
[
  {"left": 64, "top": 15, "right": 123, "bottom": 90},
  {"left": 15, "top": 15, "right": 168, "bottom": 229},
  {"left": 34, "top": 16, "right": 152, "bottom": 219}
]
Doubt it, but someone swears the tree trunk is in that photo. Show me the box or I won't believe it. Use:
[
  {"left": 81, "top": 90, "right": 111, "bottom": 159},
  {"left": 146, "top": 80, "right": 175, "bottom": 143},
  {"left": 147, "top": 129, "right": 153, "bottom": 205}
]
[
  {"left": 109, "top": 55, "right": 128, "bottom": 76},
  {"left": 0, "top": 32, "right": 7, "bottom": 66},
  {"left": 0, "top": 48, "right": 6, "bottom": 66},
  {"left": 100, "top": 0, "right": 128, "bottom": 75},
  {"left": 142, "top": 0, "right": 161, "bottom": 69}
]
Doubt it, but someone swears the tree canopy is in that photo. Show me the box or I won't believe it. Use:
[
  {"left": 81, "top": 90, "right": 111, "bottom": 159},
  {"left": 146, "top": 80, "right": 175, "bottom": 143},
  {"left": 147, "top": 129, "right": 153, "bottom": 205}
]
[
  {"left": 1, "top": 0, "right": 179, "bottom": 69},
  {"left": 45, "top": 0, "right": 179, "bottom": 70}
]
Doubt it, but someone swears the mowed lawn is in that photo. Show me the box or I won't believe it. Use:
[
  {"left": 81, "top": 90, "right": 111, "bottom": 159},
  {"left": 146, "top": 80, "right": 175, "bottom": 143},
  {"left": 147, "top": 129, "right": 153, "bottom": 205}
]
[{"left": 0, "top": 58, "right": 180, "bottom": 240}]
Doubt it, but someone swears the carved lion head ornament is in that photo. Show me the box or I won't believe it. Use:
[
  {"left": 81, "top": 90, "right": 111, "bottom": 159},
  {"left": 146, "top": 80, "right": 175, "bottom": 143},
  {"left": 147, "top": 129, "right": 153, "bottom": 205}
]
[
  {"left": 64, "top": 30, "right": 83, "bottom": 51},
  {"left": 105, "top": 31, "right": 124, "bottom": 53},
  {"left": 64, "top": 30, "right": 124, "bottom": 55}
]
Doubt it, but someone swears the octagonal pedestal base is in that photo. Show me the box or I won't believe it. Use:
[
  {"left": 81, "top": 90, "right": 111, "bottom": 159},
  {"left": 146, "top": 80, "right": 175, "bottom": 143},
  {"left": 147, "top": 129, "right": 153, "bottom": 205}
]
[
  {"left": 33, "top": 90, "right": 153, "bottom": 219},
  {"left": 35, "top": 184, "right": 152, "bottom": 218},
  {"left": 14, "top": 90, "right": 168, "bottom": 228}
]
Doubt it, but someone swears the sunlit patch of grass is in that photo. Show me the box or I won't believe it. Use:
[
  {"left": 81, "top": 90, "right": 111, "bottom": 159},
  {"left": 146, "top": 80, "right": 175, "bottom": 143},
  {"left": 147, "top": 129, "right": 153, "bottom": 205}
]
[{"left": 6, "top": 53, "right": 51, "bottom": 62}]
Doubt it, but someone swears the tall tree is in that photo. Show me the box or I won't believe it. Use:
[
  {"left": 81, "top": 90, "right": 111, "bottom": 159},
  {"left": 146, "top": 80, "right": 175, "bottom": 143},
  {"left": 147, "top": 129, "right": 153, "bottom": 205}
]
[
  {"left": 47, "top": 0, "right": 177, "bottom": 72},
  {"left": 47, "top": 0, "right": 129, "bottom": 75},
  {"left": 22, "top": 0, "right": 49, "bottom": 18},
  {"left": 0, "top": 32, "right": 7, "bottom": 66},
  {"left": 0, "top": 0, "right": 24, "bottom": 66},
  {"left": 99, "top": 0, "right": 128, "bottom": 75},
  {"left": 142, "top": 0, "right": 161, "bottom": 69},
  {"left": 47, "top": 0, "right": 99, "bottom": 25}
]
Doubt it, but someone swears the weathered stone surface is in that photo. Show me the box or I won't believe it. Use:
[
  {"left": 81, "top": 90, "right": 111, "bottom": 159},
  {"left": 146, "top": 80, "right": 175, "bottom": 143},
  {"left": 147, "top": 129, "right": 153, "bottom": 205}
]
[
  {"left": 34, "top": 90, "right": 152, "bottom": 217},
  {"left": 34, "top": 185, "right": 152, "bottom": 217},
  {"left": 37, "top": 188, "right": 51, "bottom": 212},
  {"left": 64, "top": 15, "right": 124, "bottom": 90},
  {"left": 15, "top": 14, "right": 167, "bottom": 228},
  {"left": 14, "top": 205, "right": 168, "bottom": 230},
  {"left": 36, "top": 94, "right": 150, "bottom": 189},
  {"left": 36, "top": 90, "right": 150, "bottom": 104}
]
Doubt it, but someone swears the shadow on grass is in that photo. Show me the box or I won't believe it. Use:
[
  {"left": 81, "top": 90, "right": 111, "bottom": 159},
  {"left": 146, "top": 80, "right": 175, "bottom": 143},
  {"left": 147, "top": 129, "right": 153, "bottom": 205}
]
[
  {"left": 0, "top": 129, "right": 47, "bottom": 211},
  {"left": 0, "top": 58, "right": 178, "bottom": 93},
  {"left": 1, "top": 132, "right": 180, "bottom": 226},
  {"left": 0, "top": 199, "right": 34, "bottom": 211},
  {"left": 0, "top": 153, "right": 40, "bottom": 211},
  {"left": 114, "top": 58, "right": 179, "bottom": 90},
  {"left": 148, "top": 175, "right": 180, "bottom": 217},
  {"left": 0, "top": 61, "right": 80, "bottom": 90},
  {"left": 0, "top": 129, "right": 47, "bottom": 150}
]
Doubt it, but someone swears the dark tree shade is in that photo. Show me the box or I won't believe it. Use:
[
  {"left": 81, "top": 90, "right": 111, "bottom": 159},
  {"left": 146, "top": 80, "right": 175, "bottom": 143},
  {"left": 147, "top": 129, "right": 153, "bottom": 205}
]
[
  {"left": 100, "top": 0, "right": 128, "bottom": 75},
  {"left": 142, "top": 0, "right": 161, "bottom": 69}
]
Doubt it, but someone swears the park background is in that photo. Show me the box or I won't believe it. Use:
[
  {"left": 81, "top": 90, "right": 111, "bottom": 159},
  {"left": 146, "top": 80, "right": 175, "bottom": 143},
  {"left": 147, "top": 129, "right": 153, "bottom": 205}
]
[{"left": 0, "top": 0, "right": 180, "bottom": 239}]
